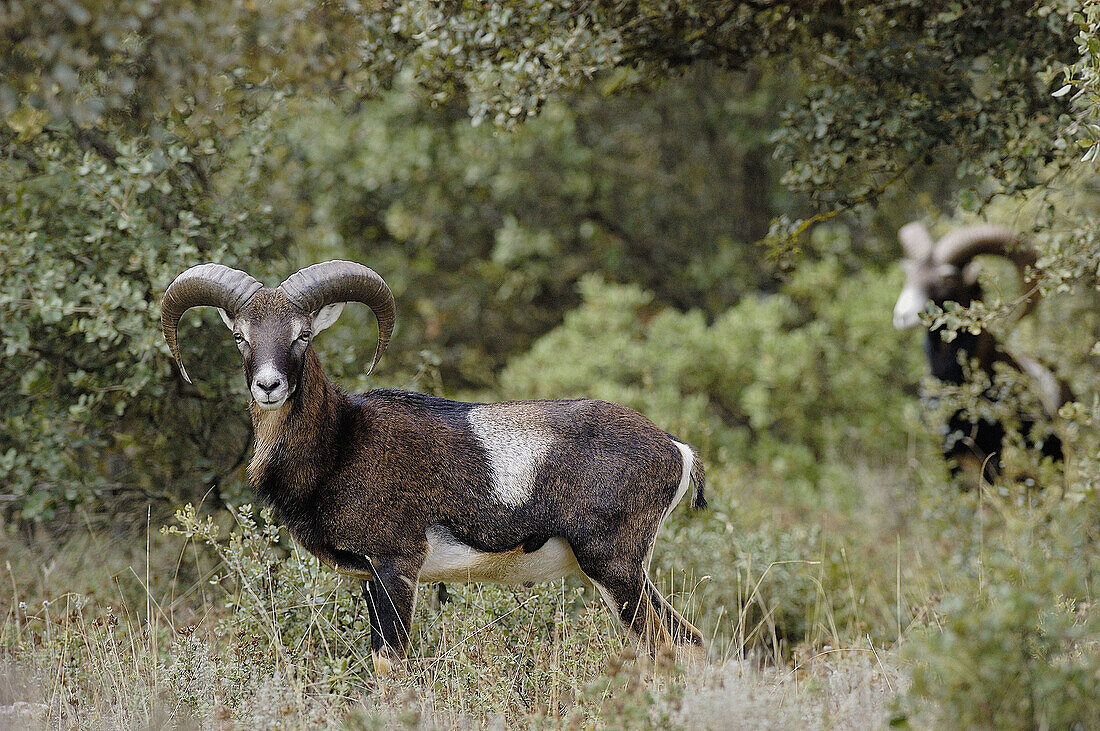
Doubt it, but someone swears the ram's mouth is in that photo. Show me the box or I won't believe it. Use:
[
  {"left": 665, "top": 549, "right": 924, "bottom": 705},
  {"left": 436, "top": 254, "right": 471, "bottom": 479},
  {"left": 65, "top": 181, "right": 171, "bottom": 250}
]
[{"left": 254, "top": 397, "right": 286, "bottom": 410}]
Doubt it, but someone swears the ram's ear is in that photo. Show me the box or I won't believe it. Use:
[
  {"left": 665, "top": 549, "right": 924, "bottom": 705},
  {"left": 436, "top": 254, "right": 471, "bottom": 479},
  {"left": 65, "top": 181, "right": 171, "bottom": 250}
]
[
  {"left": 311, "top": 302, "right": 346, "bottom": 334},
  {"left": 218, "top": 308, "right": 234, "bottom": 331}
]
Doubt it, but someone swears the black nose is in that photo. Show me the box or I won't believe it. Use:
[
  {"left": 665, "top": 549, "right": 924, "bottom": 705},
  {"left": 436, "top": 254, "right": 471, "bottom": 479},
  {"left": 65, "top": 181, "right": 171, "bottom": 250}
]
[{"left": 256, "top": 377, "right": 282, "bottom": 394}]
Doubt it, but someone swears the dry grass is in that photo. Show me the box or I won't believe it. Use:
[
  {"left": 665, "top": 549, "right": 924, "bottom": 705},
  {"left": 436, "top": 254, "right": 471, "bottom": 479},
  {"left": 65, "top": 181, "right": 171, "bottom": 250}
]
[
  {"left": 4, "top": 464, "right": 1100, "bottom": 728},
  {"left": 679, "top": 655, "right": 901, "bottom": 730},
  {"left": 0, "top": 503, "right": 907, "bottom": 730},
  {"left": 0, "top": 619, "right": 902, "bottom": 730}
]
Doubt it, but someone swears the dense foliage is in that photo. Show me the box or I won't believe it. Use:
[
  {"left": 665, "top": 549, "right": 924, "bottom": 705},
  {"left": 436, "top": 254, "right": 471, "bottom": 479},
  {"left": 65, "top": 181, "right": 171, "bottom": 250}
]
[
  {"left": 4, "top": 0, "right": 1095, "bottom": 519},
  {"left": 265, "top": 66, "right": 791, "bottom": 387},
  {"left": 498, "top": 257, "right": 923, "bottom": 491}
]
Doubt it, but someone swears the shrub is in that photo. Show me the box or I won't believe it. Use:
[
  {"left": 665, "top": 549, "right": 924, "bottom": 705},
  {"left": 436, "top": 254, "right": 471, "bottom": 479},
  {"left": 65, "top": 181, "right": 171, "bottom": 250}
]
[
  {"left": 0, "top": 135, "right": 283, "bottom": 524},
  {"left": 901, "top": 497, "right": 1100, "bottom": 727},
  {"left": 498, "top": 260, "right": 925, "bottom": 495}
]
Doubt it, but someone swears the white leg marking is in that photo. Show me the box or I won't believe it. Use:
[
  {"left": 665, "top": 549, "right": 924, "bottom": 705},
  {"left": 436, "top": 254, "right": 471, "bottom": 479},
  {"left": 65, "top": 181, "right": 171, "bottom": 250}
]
[
  {"left": 592, "top": 580, "right": 623, "bottom": 623},
  {"left": 372, "top": 653, "right": 394, "bottom": 677},
  {"left": 467, "top": 405, "right": 553, "bottom": 507}
]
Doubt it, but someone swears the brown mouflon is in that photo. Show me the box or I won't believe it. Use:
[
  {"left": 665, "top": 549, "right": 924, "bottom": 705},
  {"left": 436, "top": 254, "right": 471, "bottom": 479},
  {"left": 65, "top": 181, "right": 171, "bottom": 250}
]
[{"left": 162, "top": 260, "right": 707, "bottom": 675}]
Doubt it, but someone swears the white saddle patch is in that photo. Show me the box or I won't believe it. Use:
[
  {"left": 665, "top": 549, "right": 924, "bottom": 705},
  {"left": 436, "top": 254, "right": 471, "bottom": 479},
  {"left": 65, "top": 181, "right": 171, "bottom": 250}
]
[
  {"left": 419, "top": 525, "right": 579, "bottom": 585},
  {"left": 467, "top": 405, "right": 553, "bottom": 507}
]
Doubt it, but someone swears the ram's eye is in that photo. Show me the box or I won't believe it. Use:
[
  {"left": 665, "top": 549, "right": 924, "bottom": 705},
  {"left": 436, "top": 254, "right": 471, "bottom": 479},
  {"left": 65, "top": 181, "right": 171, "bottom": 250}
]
[
  {"left": 233, "top": 332, "right": 245, "bottom": 343},
  {"left": 298, "top": 331, "right": 312, "bottom": 342}
]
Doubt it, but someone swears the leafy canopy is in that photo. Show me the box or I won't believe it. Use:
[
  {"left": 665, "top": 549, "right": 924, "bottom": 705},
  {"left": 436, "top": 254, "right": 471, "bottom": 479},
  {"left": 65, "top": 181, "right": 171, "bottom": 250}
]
[{"left": 1, "top": 1, "right": 1097, "bottom": 523}]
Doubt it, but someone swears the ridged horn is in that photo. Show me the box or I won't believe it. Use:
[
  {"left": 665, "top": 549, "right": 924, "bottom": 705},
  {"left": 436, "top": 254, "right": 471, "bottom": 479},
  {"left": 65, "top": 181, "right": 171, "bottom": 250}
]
[
  {"left": 279, "top": 260, "right": 395, "bottom": 375},
  {"left": 933, "top": 224, "right": 1032, "bottom": 267},
  {"left": 161, "top": 264, "right": 263, "bottom": 383},
  {"left": 898, "top": 221, "right": 936, "bottom": 261},
  {"left": 934, "top": 224, "right": 1039, "bottom": 319}
]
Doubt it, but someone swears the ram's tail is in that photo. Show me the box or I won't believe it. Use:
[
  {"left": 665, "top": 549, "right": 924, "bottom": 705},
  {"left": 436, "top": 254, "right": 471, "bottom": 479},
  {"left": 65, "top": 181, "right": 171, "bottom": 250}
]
[
  {"left": 670, "top": 438, "right": 708, "bottom": 511},
  {"left": 689, "top": 447, "right": 707, "bottom": 510}
]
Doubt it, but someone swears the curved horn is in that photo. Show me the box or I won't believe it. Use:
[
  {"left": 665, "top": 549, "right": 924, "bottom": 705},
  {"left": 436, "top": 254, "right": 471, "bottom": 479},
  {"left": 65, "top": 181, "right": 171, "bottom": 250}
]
[
  {"left": 899, "top": 221, "right": 936, "bottom": 261},
  {"left": 278, "top": 260, "right": 395, "bottom": 375},
  {"left": 934, "top": 224, "right": 1039, "bottom": 319},
  {"left": 161, "top": 264, "right": 263, "bottom": 383},
  {"left": 933, "top": 224, "right": 1031, "bottom": 267}
]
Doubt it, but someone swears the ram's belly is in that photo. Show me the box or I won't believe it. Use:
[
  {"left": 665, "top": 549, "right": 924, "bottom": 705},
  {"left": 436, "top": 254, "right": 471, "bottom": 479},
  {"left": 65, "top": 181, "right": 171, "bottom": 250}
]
[{"left": 419, "top": 526, "right": 579, "bottom": 585}]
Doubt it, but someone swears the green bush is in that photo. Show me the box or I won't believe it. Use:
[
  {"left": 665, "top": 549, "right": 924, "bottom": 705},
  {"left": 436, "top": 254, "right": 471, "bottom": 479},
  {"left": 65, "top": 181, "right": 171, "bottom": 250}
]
[
  {"left": 901, "top": 498, "right": 1100, "bottom": 727},
  {"left": 491, "top": 263, "right": 934, "bottom": 654},
  {"left": 0, "top": 134, "right": 284, "bottom": 523},
  {"left": 497, "top": 258, "right": 925, "bottom": 495}
]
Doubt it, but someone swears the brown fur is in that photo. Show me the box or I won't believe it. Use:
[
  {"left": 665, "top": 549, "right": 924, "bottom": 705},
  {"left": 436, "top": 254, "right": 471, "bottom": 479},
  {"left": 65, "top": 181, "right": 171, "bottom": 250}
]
[{"left": 213, "top": 286, "right": 708, "bottom": 667}]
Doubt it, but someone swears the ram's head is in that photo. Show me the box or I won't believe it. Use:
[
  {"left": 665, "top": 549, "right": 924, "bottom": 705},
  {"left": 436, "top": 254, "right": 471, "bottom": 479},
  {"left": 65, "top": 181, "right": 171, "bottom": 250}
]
[
  {"left": 893, "top": 222, "right": 1035, "bottom": 330},
  {"left": 161, "top": 261, "right": 395, "bottom": 409}
]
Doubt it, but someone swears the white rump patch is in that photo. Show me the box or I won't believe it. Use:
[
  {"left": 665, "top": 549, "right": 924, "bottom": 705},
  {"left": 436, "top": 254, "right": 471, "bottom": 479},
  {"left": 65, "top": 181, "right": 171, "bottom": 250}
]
[
  {"left": 467, "top": 405, "right": 552, "bottom": 507},
  {"left": 419, "top": 525, "right": 578, "bottom": 585},
  {"left": 1017, "top": 355, "right": 1064, "bottom": 417},
  {"left": 647, "top": 440, "right": 696, "bottom": 567},
  {"left": 670, "top": 441, "right": 694, "bottom": 515}
]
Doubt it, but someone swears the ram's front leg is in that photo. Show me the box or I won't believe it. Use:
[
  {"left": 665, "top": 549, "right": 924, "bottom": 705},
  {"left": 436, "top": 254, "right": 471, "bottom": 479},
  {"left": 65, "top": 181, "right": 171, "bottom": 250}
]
[{"left": 359, "top": 555, "right": 420, "bottom": 677}]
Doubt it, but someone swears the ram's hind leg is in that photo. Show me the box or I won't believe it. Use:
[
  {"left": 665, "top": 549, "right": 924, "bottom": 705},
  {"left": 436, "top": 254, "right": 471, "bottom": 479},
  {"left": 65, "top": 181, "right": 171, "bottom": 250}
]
[
  {"left": 581, "top": 557, "right": 705, "bottom": 667},
  {"left": 643, "top": 575, "right": 705, "bottom": 665}
]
